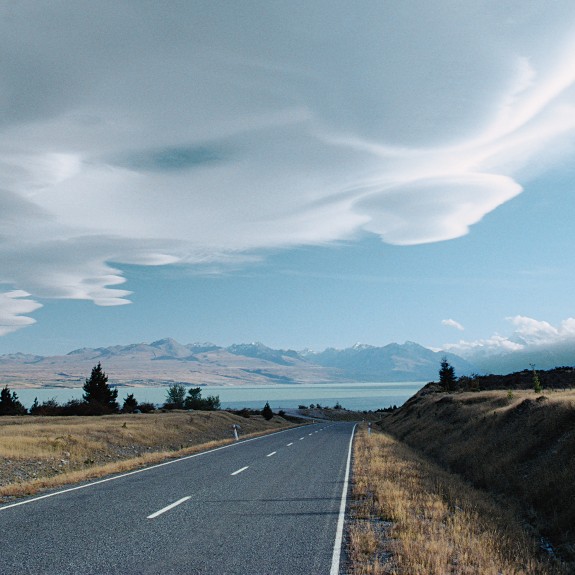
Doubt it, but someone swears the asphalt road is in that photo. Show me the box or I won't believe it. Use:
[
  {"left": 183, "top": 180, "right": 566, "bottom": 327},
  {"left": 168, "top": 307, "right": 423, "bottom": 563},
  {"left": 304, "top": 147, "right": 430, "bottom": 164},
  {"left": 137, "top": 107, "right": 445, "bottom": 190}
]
[{"left": 0, "top": 421, "right": 356, "bottom": 574}]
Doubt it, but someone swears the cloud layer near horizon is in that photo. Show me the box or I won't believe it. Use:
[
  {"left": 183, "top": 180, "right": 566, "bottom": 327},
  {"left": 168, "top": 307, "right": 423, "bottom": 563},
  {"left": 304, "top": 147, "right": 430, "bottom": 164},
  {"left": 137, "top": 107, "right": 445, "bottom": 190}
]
[
  {"left": 444, "top": 316, "right": 575, "bottom": 360},
  {"left": 2, "top": 2, "right": 575, "bottom": 332}
]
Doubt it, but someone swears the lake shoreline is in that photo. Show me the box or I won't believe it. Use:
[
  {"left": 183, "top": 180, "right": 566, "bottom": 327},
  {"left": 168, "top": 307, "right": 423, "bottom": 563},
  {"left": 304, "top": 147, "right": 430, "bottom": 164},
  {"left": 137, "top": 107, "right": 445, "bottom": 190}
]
[{"left": 9, "top": 382, "right": 426, "bottom": 412}]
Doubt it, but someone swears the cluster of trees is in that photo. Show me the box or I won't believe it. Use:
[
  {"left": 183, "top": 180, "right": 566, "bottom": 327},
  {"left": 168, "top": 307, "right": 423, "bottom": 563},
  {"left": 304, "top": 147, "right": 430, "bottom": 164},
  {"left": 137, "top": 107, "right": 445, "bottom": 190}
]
[
  {"left": 297, "top": 402, "right": 341, "bottom": 410},
  {"left": 163, "top": 383, "right": 221, "bottom": 411},
  {"left": 374, "top": 404, "right": 398, "bottom": 413},
  {"left": 0, "top": 363, "right": 156, "bottom": 416},
  {"left": 439, "top": 357, "right": 548, "bottom": 394},
  {"left": 0, "top": 363, "right": 221, "bottom": 417},
  {"left": 227, "top": 405, "right": 282, "bottom": 420}
]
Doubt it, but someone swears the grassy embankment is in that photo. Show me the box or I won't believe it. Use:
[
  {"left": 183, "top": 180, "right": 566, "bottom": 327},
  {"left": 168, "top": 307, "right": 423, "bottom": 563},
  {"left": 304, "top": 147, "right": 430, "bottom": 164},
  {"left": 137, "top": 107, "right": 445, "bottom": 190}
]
[
  {"left": 347, "top": 388, "right": 575, "bottom": 574},
  {"left": 0, "top": 410, "right": 295, "bottom": 501}
]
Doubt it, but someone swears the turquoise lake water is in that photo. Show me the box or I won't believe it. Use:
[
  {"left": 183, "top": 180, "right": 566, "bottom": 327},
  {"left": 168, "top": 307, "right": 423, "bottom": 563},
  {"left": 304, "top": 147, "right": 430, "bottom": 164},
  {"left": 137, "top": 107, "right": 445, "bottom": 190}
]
[{"left": 14, "top": 381, "right": 425, "bottom": 411}]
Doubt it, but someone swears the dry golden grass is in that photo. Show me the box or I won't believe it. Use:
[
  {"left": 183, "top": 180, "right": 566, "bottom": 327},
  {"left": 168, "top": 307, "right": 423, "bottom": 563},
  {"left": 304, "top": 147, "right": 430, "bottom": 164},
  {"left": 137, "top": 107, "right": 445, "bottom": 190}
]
[
  {"left": 378, "top": 389, "right": 575, "bottom": 566},
  {"left": 348, "top": 427, "right": 564, "bottom": 575},
  {"left": 0, "top": 410, "right": 296, "bottom": 501},
  {"left": 0, "top": 437, "right": 246, "bottom": 500}
]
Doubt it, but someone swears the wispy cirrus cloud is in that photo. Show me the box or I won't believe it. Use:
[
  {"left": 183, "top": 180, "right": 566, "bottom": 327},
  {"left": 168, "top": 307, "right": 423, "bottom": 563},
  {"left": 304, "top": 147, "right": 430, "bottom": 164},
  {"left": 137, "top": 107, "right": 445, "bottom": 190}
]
[{"left": 2, "top": 2, "right": 575, "bottom": 333}]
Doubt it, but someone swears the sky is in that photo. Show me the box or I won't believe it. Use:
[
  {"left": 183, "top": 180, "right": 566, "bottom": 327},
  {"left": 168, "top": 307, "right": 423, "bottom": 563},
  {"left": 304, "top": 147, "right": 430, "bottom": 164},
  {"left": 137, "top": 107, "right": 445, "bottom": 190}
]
[{"left": 1, "top": 1, "right": 575, "bottom": 362}]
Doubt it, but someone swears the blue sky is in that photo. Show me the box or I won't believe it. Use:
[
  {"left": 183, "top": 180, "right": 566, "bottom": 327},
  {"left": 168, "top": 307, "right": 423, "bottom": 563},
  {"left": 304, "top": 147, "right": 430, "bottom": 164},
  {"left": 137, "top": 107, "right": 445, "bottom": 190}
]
[{"left": 1, "top": 2, "right": 575, "bottom": 363}]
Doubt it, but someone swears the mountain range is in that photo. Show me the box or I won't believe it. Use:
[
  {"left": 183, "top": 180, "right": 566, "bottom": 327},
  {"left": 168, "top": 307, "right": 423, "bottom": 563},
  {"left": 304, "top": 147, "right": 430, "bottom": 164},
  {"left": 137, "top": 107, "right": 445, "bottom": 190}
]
[{"left": 0, "top": 338, "right": 476, "bottom": 388}]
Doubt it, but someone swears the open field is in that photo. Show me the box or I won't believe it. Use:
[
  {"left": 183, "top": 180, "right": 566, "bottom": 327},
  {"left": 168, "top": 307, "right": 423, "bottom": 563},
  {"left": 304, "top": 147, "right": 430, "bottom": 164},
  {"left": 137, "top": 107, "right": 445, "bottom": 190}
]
[
  {"left": 347, "top": 426, "right": 564, "bottom": 574},
  {"left": 0, "top": 410, "right": 296, "bottom": 501},
  {"left": 372, "top": 389, "right": 575, "bottom": 570}
]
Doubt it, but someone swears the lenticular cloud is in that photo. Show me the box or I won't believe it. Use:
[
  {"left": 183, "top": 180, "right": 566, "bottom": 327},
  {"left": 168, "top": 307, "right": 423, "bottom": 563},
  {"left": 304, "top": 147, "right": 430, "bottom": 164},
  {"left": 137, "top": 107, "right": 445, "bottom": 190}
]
[
  {"left": 1, "top": 2, "right": 575, "bottom": 332},
  {"left": 354, "top": 173, "right": 522, "bottom": 246},
  {"left": 0, "top": 291, "right": 42, "bottom": 336}
]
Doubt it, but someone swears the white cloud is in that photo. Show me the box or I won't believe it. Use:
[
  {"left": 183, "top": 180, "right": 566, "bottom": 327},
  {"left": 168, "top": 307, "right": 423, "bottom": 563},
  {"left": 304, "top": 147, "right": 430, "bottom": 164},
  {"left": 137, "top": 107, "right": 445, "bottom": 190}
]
[
  {"left": 354, "top": 173, "right": 522, "bottom": 245},
  {"left": 506, "top": 315, "right": 575, "bottom": 346},
  {"left": 442, "top": 319, "right": 465, "bottom": 331},
  {"left": 0, "top": 291, "right": 42, "bottom": 336},
  {"left": 2, "top": 2, "right": 575, "bottom": 332},
  {"left": 444, "top": 316, "right": 575, "bottom": 359},
  {"left": 444, "top": 335, "right": 524, "bottom": 357}
]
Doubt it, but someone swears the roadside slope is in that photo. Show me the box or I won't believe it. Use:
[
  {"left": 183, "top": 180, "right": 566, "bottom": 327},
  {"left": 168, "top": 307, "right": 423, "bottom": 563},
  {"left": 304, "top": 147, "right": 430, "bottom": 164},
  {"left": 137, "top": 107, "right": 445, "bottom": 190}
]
[
  {"left": 347, "top": 426, "right": 561, "bottom": 574},
  {"left": 377, "top": 389, "right": 575, "bottom": 567}
]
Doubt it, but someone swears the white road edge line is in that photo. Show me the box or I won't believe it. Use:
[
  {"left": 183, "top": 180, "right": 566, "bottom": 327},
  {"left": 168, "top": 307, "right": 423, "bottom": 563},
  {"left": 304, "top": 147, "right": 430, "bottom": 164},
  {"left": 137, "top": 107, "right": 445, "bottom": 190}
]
[
  {"left": 0, "top": 426, "right": 300, "bottom": 513},
  {"left": 330, "top": 423, "right": 357, "bottom": 575},
  {"left": 266, "top": 451, "right": 276, "bottom": 457},
  {"left": 147, "top": 496, "right": 191, "bottom": 519},
  {"left": 231, "top": 466, "right": 249, "bottom": 476}
]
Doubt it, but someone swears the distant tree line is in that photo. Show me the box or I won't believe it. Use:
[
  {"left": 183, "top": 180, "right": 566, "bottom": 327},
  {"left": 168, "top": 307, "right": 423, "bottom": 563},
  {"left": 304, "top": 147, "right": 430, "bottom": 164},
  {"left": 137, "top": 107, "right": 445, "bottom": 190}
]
[
  {"left": 0, "top": 363, "right": 151, "bottom": 416},
  {"left": 437, "top": 358, "right": 575, "bottom": 393},
  {"left": 0, "top": 363, "right": 223, "bottom": 416}
]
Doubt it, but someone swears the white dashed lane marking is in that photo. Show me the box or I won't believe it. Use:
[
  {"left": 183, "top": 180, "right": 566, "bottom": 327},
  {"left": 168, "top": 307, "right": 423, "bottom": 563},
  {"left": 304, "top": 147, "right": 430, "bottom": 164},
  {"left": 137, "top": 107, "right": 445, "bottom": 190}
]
[{"left": 147, "top": 496, "right": 191, "bottom": 519}]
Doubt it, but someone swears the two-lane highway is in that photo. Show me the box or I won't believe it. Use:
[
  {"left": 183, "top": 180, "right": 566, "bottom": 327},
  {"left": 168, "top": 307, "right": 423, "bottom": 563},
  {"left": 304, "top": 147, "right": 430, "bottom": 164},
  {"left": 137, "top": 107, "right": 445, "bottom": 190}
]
[{"left": 0, "top": 422, "right": 356, "bottom": 574}]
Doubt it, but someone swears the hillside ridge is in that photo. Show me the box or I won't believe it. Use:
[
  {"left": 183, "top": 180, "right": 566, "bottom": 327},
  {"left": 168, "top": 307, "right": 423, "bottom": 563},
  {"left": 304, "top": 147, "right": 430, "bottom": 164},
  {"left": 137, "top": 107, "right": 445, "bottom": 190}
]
[{"left": 378, "top": 386, "right": 575, "bottom": 568}]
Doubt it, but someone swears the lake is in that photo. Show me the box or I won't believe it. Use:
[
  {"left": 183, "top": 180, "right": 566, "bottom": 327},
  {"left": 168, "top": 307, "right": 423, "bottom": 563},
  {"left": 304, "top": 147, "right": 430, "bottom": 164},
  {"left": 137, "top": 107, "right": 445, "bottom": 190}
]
[{"left": 14, "top": 381, "right": 425, "bottom": 412}]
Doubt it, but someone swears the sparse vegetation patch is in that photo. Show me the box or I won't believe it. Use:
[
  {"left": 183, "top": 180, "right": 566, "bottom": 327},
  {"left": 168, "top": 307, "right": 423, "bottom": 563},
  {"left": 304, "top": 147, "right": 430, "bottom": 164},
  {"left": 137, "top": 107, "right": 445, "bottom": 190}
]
[
  {"left": 376, "top": 388, "right": 575, "bottom": 569},
  {"left": 347, "top": 427, "right": 564, "bottom": 574}
]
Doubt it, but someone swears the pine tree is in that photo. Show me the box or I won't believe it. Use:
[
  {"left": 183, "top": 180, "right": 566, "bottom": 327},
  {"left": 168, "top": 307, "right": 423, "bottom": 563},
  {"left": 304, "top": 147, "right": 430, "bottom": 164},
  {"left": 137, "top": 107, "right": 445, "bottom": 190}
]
[
  {"left": 0, "top": 385, "right": 27, "bottom": 415},
  {"left": 261, "top": 401, "right": 274, "bottom": 420},
  {"left": 439, "top": 357, "right": 457, "bottom": 392},
  {"left": 82, "top": 363, "right": 118, "bottom": 414},
  {"left": 122, "top": 393, "right": 139, "bottom": 413},
  {"left": 30, "top": 397, "right": 39, "bottom": 414}
]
